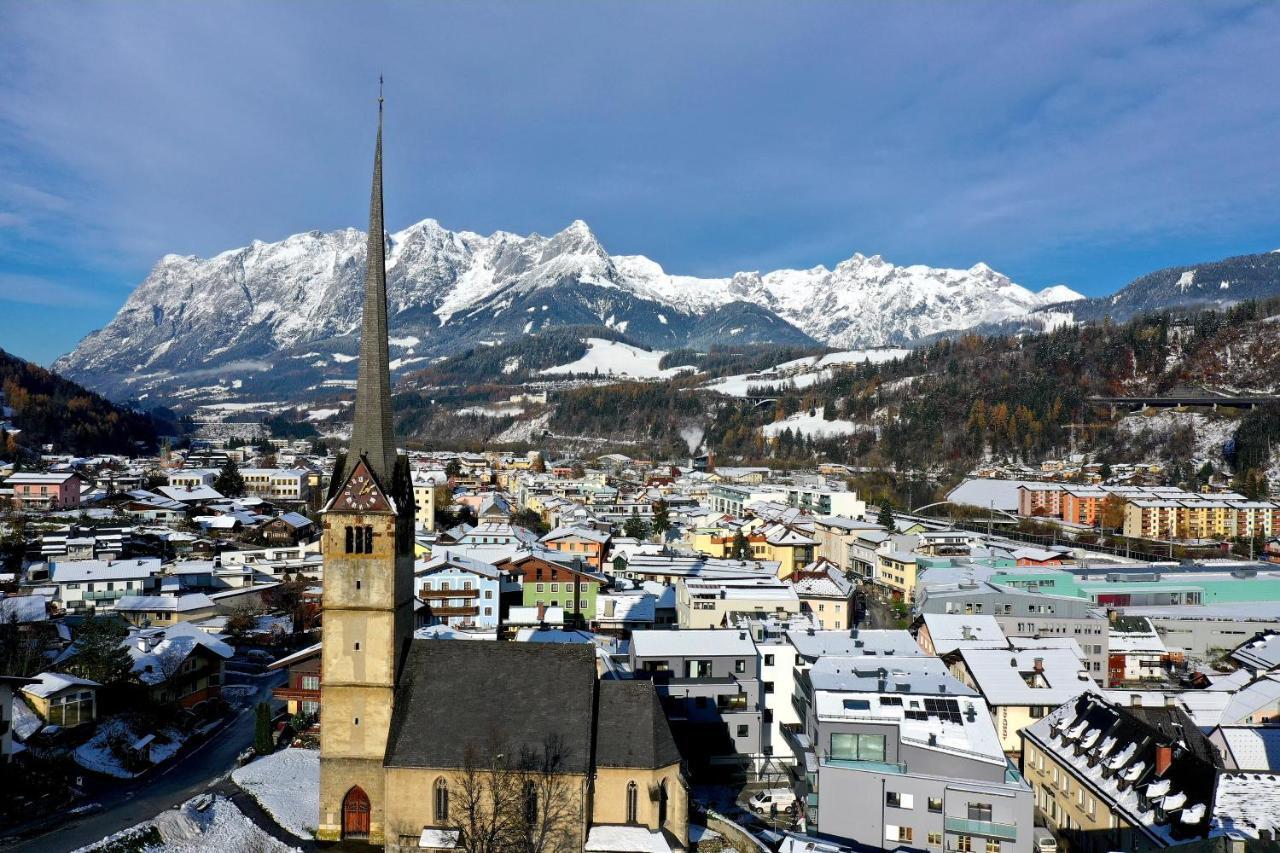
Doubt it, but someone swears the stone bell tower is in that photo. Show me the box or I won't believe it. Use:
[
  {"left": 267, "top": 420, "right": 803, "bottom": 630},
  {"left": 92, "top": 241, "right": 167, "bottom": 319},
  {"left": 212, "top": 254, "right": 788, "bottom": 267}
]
[{"left": 316, "top": 82, "right": 416, "bottom": 846}]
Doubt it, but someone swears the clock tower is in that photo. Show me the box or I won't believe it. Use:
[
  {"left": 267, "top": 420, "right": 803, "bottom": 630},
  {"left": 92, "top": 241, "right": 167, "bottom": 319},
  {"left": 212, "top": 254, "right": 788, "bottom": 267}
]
[{"left": 316, "top": 85, "right": 416, "bottom": 846}]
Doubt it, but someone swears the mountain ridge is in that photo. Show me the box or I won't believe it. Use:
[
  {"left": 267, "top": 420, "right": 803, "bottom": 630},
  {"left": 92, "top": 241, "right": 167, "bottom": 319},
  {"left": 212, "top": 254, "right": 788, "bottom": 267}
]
[{"left": 54, "top": 218, "right": 1083, "bottom": 404}]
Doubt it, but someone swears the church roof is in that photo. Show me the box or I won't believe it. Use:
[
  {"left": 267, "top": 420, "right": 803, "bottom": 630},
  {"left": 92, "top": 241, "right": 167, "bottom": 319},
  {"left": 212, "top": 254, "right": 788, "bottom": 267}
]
[
  {"left": 595, "top": 679, "right": 681, "bottom": 770},
  {"left": 384, "top": 640, "right": 597, "bottom": 773}
]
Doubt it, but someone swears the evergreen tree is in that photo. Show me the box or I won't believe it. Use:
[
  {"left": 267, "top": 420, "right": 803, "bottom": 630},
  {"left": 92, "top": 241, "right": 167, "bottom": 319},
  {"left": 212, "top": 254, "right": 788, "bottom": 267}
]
[
  {"left": 651, "top": 499, "right": 670, "bottom": 536},
  {"left": 62, "top": 613, "right": 134, "bottom": 686},
  {"left": 623, "top": 516, "right": 650, "bottom": 540},
  {"left": 730, "top": 529, "right": 750, "bottom": 560},
  {"left": 877, "top": 502, "right": 895, "bottom": 532},
  {"left": 213, "top": 457, "right": 245, "bottom": 497},
  {"left": 445, "top": 458, "right": 462, "bottom": 479},
  {"left": 254, "top": 701, "right": 274, "bottom": 755},
  {"left": 530, "top": 453, "right": 546, "bottom": 474}
]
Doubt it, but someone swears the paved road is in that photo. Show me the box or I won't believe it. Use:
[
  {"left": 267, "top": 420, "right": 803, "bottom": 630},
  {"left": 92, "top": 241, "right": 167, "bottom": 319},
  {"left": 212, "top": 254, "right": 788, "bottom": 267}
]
[{"left": 2, "top": 669, "right": 285, "bottom": 853}]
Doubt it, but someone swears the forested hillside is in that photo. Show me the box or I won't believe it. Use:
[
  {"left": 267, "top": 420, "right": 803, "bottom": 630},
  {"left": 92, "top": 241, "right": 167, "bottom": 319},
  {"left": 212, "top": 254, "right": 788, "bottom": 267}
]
[{"left": 0, "top": 348, "right": 157, "bottom": 456}]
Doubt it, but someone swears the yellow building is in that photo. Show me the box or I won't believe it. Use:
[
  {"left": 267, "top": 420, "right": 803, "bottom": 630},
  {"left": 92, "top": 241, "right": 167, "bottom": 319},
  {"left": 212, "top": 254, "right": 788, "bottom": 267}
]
[{"left": 876, "top": 550, "right": 919, "bottom": 601}]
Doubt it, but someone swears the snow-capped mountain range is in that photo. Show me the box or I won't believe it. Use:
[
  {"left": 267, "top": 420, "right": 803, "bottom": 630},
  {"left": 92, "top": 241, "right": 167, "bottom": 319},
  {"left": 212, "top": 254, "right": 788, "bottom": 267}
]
[{"left": 55, "top": 218, "right": 1081, "bottom": 402}]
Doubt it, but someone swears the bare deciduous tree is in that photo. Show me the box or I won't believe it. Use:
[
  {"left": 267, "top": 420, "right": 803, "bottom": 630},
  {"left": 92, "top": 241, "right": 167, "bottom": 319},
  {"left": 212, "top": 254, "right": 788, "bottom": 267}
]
[{"left": 454, "top": 732, "right": 581, "bottom": 853}]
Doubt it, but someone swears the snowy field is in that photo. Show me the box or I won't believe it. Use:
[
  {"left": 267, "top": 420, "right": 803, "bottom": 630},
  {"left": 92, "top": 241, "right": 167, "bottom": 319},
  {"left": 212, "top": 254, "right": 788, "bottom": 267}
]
[
  {"left": 706, "top": 348, "right": 910, "bottom": 397},
  {"left": 762, "top": 411, "right": 865, "bottom": 439},
  {"left": 541, "top": 339, "right": 692, "bottom": 380},
  {"left": 231, "top": 748, "right": 319, "bottom": 839},
  {"left": 73, "top": 795, "right": 299, "bottom": 853},
  {"left": 457, "top": 404, "right": 526, "bottom": 418}
]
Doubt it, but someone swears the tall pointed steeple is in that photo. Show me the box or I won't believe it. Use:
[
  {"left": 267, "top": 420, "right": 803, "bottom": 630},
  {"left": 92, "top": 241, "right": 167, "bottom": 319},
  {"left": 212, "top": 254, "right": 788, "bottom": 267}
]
[{"left": 347, "top": 79, "right": 397, "bottom": 485}]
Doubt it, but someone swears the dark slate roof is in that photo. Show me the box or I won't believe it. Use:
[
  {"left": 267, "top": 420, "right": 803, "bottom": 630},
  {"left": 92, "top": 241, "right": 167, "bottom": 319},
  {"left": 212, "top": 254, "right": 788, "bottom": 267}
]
[
  {"left": 384, "top": 640, "right": 598, "bottom": 773},
  {"left": 595, "top": 679, "right": 682, "bottom": 770}
]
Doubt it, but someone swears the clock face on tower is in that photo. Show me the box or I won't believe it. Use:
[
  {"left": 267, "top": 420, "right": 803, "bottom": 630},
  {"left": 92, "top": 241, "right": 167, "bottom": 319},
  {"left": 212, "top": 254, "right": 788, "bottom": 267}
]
[{"left": 333, "top": 459, "right": 393, "bottom": 513}]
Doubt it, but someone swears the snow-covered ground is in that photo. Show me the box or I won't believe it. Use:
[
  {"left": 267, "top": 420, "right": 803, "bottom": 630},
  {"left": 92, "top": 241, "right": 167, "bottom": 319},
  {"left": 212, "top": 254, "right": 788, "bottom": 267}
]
[
  {"left": 1115, "top": 410, "right": 1239, "bottom": 466},
  {"left": 73, "top": 795, "right": 300, "bottom": 853},
  {"left": 706, "top": 348, "right": 909, "bottom": 397},
  {"left": 231, "top": 748, "right": 319, "bottom": 840},
  {"left": 495, "top": 411, "right": 552, "bottom": 444},
  {"left": 11, "top": 695, "right": 41, "bottom": 741},
  {"left": 762, "top": 411, "right": 865, "bottom": 439},
  {"left": 73, "top": 718, "right": 188, "bottom": 779},
  {"left": 457, "top": 404, "right": 525, "bottom": 418},
  {"left": 541, "top": 339, "right": 691, "bottom": 380},
  {"left": 305, "top": 407, "right": 340, "bottom": 421}
]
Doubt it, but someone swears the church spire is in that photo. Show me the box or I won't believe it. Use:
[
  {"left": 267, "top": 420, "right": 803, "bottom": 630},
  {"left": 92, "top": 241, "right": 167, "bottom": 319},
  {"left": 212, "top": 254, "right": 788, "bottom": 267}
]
[{"left": 348, "top": 79, "right": 396, "bottom": 484}]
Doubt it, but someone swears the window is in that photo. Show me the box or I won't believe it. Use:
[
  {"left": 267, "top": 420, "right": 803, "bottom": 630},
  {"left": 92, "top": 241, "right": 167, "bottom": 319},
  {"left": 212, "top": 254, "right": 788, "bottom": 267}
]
[
  {"left": 353, "top": 641, "right": 361, "bottom": 652},
  {"left": 956, "top": 836, "right": 973, "bottom": 853},
  {"left": 927, "top": 832, "right": 942, "bottom": 848},
  {"left": 928, "top": 797, "right": 943, "bottom": 813},
  {"left": 830, "top": 732, "right": 885, "bottom": 762},
  {"left": 968, "top": 803, "right": 993, "bottom": 822},
  {"left": 985, "top": 841, "right": 1000, "bottom": 853},
  {"left": 735, "top": 659, "right": 746, "bottom": 673},
  {"left": 344, "top": 525, "right": 374, "bottom": 554},
  {"left": 1029, "top": 706, "right": 1046, "bottom": 718},
  {"left": 302, "top": 676, "right": 319, "bottom": 691},
  {"left": 626, "top": 781, "right": 638, "bottom": 824},
  {"left": 885, "top": 826, "right": 913, "bottom": 843},
  {"left": 764, "top": 654, "right": 775, "bottom": 666},
  {"left": 886, "top": 791, "right": 914, "bottom": 809},
  {"left": 764, "top": 682, "right": 774, "bottom": 694},
  {"left": 550, "top": 583, "right": 559, "bottom": 593},
  {"left": 737, "top": 724, "right": 749, "bottom": 739},
  {"left": 434, "top": 778, "right": 449, "bottom": 822}
]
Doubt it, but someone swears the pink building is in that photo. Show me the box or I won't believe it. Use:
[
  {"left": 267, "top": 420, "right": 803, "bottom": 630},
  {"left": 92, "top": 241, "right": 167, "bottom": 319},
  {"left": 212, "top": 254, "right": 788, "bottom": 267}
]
[
  {"left": 1017, "top": 483, "right": 1064, "bottom": 518},
  {"left": 8, "top": 472, "right": 81, "bottom": 511}
]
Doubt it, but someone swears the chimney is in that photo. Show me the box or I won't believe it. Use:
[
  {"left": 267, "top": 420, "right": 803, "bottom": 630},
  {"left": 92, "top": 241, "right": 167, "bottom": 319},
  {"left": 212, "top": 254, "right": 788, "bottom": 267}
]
[
  {"left": 1108, "top": 608, "right": 1119, "bottom": 623},
  {"left": 1155, "top": 745, "right": 1173, "bottom": 776},
  {"left": 1034, "top": 657, "right": 1045, "bottom": 673}
]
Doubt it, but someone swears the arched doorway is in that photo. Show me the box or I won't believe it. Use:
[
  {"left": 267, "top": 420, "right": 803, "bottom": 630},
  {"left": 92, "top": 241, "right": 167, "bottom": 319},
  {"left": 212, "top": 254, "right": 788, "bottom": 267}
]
[{"left": 343, "top": 786, "right": 371, "bottom": 839}]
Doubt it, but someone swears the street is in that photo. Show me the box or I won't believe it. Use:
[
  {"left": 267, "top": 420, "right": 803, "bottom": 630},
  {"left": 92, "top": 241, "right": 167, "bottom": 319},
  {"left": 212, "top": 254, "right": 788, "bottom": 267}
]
[{"left": 2, "top": 669, "right": 286, "bottom": 853}]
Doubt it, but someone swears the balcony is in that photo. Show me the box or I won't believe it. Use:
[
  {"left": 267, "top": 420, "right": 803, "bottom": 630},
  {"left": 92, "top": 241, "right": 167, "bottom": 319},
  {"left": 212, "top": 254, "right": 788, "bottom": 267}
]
[
  {"left": 419, "top": 588, "right": 480, "bottom": 600},
  {"left": 944, "top": 817, "right": 1018, "bottom": 841},
  {"left": 426, "top": 605, "right": 480, "bottom": 618},
  {"left": 823, "top": 757, "right": 908, "bottom": 775}
]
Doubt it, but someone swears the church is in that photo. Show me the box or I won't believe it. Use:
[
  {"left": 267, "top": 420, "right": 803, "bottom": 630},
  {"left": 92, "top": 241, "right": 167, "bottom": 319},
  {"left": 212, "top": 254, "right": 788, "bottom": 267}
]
[{"left": 316, "top": 92, "right": 688, "bottom": 852}]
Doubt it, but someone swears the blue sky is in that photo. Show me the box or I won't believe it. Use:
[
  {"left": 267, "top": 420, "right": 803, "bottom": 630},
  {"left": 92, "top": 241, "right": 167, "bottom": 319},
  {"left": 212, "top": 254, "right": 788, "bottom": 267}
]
[{"left": 2, "top": 1, "right": 1279, "bottom": 365}]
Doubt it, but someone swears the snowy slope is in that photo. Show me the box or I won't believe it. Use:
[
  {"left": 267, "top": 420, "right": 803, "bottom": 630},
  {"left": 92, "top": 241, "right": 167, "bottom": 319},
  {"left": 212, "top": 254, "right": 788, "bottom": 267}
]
[
  {"left": 541, "top": 339, "right": 691, "bottom": 379},
  {"left": 56, "top": 217, "right": 1079, "bottom": 402}
]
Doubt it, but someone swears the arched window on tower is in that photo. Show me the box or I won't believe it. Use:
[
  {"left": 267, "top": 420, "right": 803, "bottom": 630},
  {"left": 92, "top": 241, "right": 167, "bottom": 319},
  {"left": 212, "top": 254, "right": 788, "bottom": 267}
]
[
  {"left": 434, "top": 777, "right": 449, "bottom": 823},
  {"left": 626, "top": 781, "right": 638, "bottom": 824}
]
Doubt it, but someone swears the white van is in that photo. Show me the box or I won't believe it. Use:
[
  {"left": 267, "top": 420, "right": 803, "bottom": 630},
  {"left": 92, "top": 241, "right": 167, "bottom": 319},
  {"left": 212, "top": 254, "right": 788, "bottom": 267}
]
[
  {"left": 1033, "top": 828, "right": 1058, "bottom": 853},
  {"left": 748, "top": 789, "right": 798, "bottom": 814}
]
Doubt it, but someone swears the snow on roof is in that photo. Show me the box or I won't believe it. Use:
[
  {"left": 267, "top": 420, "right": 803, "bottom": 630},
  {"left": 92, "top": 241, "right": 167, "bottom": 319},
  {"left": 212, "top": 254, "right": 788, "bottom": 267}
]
[
  {"left": 1213, "top": 772, "right": 1280, "bottom": 839},
  {"left": 419, "top": 827, "right": 463, "bottom": 849},
  {"left": 1221, "top": 674, "right": 1280, "bottom": 726},
  {"left": 115, "top": 593, "right": 216, "bottom": 612},
  {"left": 947, "top": 478, "right": 1046, "bottom": 512},
  {"left": 540, "top": 525, "right": 611, "bottom": 545},
  {"left": 787, "top": 628, "right": 924, "bottom": 661},
  {"left": 959, "top": 647, "right": 1099, "bottom": 706},
  {"left": 1217, "top": 727, "right": 1280, "bottom": 771},
  {"left": 22, "top": 671, "right": 100, "bottom": 698},
  {"left": 631, "top": 628, "right": 755, "bottom": 658},
  {"left": 267, "top": 642, "right": 322, "bottom": 671},
  {"left": 417, "top": 551, "right": 501, "bottom": 579},
  {"left": 1109, "top": 628, "right": 1168, "bottom": 654},
  {"left": 921, "top": 613, "right": 1007, "bottom": 653},
  {"left": 507, "top": 606, "right": 565, "bottom": 626},
  {"left": 50, "top": 558, "right": 162, "bottom": 582},
  {"left": 1229, "top": 631, "right": 1280, "bottom": 672},
  {"left": 124, "top": 623, "right": 233, "bottom": 683},
  {"left": 584, "top": 825, "right": 675, "bottom": 852},
  {"left": 0, "top": 594, "right": 51, "bottom": 623},
  {"left": 157, "top": 484, "right": 225, "bottom": 502}
]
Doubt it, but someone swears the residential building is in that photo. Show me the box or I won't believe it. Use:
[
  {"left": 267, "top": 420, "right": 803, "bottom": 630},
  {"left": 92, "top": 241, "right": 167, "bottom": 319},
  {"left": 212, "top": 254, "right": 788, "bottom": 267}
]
[
  {"left": 539, "top": 526, "right": 612, "bottom": 571},
  {"left": 918, "top": 582, "right": 1111, "bottom": 684},
  {"left": 786, "top": 655, "right": 1033, "bottom": 851},
  {"left": 877, "top": 550, "right": 920, "bottom": 601},
  {"left": 114, "top": 593, "right": 219, "bottom": 627},
  {"left": 7, "top": 471, "right": 81, "bottom": 510},
  {"left": 500, "top": 551, "right": 607, "bottom": 627},
  {"left": 675, "top": 575, "right": 801, "bottom": 630},
  {"left": 813, "top": 516, "right": 883, "bottom": 572},
  {"left": 1020, "top": 693, "right": 1221, "bottom": 852},
  {"left": 239, "top": 467, "right": 311, "bottom": 502},
  {"left": 49, "top": 558, "right": 162, "bottom": 613},
  {"left": 631, "top": 629, "right": 767, "bottom": 774},
  {"left": 20, "top": 672, "right": 99, "bottom": 727},
  {"left": 782, "top": 485, "right": 865, "bottom": 520},
  {"left": 789, "top": 563, "right": 854, "bottom": 630},
  {"left": 952, "top": 648, "right": 1099, "bottom": 757},
  {"left": 123, "top": 623, "right": 232, "bottom": 708},
  {"left": 415, "top": 552, "right": 502, "bottom": 630},
  {"left": 270, "top": 643, "right": 322, "bottom": 721}
]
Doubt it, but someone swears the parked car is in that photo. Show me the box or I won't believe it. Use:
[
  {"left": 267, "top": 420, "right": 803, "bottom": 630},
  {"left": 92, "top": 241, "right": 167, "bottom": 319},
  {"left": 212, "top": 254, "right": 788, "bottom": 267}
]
[
  {"left": 1033, "top": 828, "right": 1058, "bottom": 853},
  {"left": 748, "top": 789, "right": 797, "bottom": 814}
]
